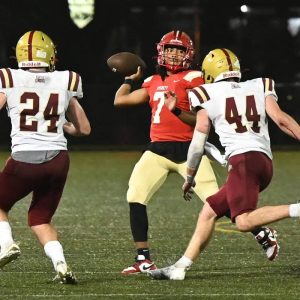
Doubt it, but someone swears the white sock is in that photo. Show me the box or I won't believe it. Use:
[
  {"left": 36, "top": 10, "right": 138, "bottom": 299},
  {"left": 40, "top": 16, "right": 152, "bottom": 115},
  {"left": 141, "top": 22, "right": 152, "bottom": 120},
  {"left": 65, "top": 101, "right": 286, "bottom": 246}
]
[
  {"left": 0, "top": 221, "right": 14, "bottom": 251},
  {"left": 289, "top": 203, "right": 300, "bottom": 217},
  {"left": 44, "top": 240, "right": 66, "bottom": 270},
  {"left": 174, "top": 255, "right": 193, "bottom": 269}
]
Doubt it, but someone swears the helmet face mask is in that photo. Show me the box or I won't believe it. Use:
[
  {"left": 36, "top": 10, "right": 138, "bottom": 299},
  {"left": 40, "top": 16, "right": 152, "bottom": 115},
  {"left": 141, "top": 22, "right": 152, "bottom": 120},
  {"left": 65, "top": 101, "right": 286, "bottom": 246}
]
[
  {"left": 16, "top": 31, "right": 56, "bottom": 72},
  {"left": 157, "top": 30, "right": 194, "bottom": 72},
  {"left": 202, "top": 48, "right": 241, "bottom": 83}
]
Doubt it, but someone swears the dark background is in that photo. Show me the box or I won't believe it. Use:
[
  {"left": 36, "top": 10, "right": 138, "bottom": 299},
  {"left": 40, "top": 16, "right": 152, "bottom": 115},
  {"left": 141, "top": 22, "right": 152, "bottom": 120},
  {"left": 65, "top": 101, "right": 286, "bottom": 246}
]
[{"left": 0, "top": 0, "right": 300, "bottom": 149}]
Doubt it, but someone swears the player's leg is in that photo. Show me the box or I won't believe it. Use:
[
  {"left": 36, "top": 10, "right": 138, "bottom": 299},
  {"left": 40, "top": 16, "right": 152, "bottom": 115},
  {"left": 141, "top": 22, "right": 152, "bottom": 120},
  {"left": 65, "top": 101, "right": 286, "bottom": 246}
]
[
  {"left": 225, "top": 152, "right": 280, "bottom": 260},
  {"left": 123, "top": 151, "right": 169, "bottom": 274},
  {"left": 180, "top": 154, "right": 280, "bottom": 261},
  {"left": 149, "top": 200, "right": 220, "bottom": 280},
  {"left": 29, "top": 151, "right": 76, "bottom": 284},
  {"left": 0, "top": 157, "right": 35, "bottom": 268}
]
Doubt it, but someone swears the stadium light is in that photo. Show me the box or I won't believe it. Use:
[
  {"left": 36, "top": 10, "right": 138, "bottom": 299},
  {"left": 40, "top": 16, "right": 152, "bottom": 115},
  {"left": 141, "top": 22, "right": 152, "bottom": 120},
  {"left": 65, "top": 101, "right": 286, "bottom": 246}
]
[
  {"left": 68, "top": 0, "right": 95, "bottom": 29},
  {"left": 240, "top": 5, "right": 250, "bottom": 13}
]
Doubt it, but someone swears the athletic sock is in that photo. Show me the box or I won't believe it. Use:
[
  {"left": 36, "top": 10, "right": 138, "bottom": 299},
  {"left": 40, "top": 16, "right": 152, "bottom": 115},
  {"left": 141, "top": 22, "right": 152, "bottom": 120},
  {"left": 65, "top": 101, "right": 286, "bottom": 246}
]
[
  {"left": 137, "top": 248, "right": 150, "bottom": 260},
  {"left": 44, "top": 240, "right": 66, "bottom": 270},
  {"left": 174, "top": 255, "right": 193, "bottom": 269},
  {"left": 289, "top": 203, "right": 300, "bottom": 217}
]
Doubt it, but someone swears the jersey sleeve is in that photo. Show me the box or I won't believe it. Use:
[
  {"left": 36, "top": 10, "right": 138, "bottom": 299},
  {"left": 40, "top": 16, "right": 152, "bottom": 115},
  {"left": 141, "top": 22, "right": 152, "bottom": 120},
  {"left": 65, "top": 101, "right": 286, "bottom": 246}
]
[
  {"left": 0, "top": 68, "right": 14, "bottom": 93},
  {"left": 262, "top": 78, "right": 277, "bottom": 100},
  {"left": 183, "top": 71, "right": 204, "bottom": 88},
  {"left": 67, "top": 71, "right": 83, "bottom": 99},
  {"left": 142, "top": 75, "right": 154, "bottom": 89},
  {"left": 188, "top": 85, "right": 210, "bottom": 112}
]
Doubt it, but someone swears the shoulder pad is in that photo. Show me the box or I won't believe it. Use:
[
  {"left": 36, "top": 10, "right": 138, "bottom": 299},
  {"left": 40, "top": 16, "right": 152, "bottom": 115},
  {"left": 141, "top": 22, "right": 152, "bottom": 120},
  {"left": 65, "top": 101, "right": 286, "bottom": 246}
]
[{"left": 183, "top": 70, "right": 203, "bottom": 82}]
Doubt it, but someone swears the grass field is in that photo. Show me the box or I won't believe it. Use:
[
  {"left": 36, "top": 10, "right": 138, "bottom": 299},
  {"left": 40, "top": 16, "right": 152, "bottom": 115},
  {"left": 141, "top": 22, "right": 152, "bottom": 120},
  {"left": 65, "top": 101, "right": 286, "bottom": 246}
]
[{"left": 0, "top": 150, "right": 300, "bottom": 299}]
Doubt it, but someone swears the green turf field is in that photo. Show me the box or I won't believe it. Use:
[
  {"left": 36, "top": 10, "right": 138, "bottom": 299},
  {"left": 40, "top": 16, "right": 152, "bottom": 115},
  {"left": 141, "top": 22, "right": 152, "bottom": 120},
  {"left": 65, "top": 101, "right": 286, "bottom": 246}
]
[{"left": 0, "top": 150, "right": 300, "bottom": 299}]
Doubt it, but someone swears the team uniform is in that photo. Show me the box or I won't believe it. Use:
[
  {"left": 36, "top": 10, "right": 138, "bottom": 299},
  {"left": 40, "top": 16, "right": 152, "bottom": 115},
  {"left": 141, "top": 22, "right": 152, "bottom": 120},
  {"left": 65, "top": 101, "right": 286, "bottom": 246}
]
[
  {"left": 189, "top": 77, "right": 277, "bottom": 220},
  {"left": 127, "top": 70, "right": 218, "bottom": 206},
  {"left": 0, "top": 68, "right": 82, "bottom": 226}
]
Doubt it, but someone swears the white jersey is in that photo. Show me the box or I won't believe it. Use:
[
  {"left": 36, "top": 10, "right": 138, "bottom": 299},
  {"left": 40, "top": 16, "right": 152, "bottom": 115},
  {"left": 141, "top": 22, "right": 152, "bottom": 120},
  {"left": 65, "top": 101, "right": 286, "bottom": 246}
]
[
  {"left": 189, "top": 78, "right": 277, "bottom": 159},
  {"left": 0, "top": 68, "right": 83, "bottom": 153}
]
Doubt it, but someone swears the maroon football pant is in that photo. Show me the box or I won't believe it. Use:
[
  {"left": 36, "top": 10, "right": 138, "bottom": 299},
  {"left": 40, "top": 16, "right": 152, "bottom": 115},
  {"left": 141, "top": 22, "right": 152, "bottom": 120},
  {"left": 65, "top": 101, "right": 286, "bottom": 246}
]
[
  {"left": 0, "top": 151, "right": 69, "bottom": 226},
  {"left": 207, "top": 151, "right": 273, "bottom": 221}
]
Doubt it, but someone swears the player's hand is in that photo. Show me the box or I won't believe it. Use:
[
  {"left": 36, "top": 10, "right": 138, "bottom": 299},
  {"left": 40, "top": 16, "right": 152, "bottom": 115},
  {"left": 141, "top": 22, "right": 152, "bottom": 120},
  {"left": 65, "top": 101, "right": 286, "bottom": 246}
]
[
  {"left": 125, "top": 66, "right": 143, "bottom": 81},
  {"left": 63, "top": 121, "right": 77, "bottom": 136},
  {"left": 182, "top": 180, "right": 196, "bottom": 201},
  {"left": 164, "top": 91, "right": 177, "bottom": 111}
]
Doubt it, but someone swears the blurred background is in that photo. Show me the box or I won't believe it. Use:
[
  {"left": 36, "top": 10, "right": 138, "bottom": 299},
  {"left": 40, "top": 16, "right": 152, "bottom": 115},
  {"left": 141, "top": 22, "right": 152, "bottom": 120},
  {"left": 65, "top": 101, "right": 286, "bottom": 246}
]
[{"left": 0, "top": 0, "right": 300, "bottom": 148}]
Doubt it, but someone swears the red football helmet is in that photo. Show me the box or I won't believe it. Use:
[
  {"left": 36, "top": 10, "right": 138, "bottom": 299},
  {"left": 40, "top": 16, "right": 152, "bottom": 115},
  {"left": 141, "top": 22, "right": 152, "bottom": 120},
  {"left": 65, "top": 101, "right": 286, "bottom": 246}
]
[{"left": 157, "top": 30, "right": 194, "bottom": 71}]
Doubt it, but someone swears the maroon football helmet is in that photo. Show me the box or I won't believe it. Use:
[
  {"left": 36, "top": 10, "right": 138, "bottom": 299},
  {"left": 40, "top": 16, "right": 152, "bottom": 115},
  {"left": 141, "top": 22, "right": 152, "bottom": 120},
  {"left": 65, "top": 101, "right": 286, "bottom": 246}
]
[{"left": 157, "top": 30, "right": 194, "bottom": 71}]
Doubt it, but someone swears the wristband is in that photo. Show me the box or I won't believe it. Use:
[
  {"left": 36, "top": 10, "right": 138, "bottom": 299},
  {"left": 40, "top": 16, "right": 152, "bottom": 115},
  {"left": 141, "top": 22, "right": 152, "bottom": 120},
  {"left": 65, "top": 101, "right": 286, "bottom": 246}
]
[
  {"left": 172, "top": 107, "right": 182, "bottom": 116},
  {"left": 124, "top": 78, "right": 134, "bottom": 86}
]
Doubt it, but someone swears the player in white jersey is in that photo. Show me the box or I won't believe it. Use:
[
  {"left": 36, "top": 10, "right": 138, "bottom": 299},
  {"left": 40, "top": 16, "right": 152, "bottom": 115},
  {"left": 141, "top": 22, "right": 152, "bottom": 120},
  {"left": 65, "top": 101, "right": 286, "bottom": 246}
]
[
  {"left": 0, "top": 31, "right": 91, "bottom": 284},
  {"left": 148, "top": 48, "right": 300, "bottom": 280}
]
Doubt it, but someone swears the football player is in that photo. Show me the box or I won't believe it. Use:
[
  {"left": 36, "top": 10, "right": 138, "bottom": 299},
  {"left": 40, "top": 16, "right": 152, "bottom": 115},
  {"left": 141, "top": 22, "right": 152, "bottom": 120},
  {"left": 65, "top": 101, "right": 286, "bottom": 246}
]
[
  {"left": 114, "top": 31, "right": 278, "bottom": 275},
  {"left": 148, "top": 48, "right": 300, "bottom": 280},
  {"left": 0, "top": 31, "right": 91, "bottom": 284}
]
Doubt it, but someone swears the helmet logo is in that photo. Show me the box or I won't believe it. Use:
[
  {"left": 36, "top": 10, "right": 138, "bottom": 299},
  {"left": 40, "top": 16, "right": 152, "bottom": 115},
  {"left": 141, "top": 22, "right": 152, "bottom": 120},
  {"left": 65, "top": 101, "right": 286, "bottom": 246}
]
[{"left": 36, "top": 50, "right": 47, "bottom": 58}]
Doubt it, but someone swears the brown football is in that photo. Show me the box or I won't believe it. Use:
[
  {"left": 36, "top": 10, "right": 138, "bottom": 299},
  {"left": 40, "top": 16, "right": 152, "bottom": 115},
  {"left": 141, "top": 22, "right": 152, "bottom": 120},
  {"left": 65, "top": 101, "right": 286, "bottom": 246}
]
[{"left": 107, "top": 52, "right": 146, "bottom": 76}]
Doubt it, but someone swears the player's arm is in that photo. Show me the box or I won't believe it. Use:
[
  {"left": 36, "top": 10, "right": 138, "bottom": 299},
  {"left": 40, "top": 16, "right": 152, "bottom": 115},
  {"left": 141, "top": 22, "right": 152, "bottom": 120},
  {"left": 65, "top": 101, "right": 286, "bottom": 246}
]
[
  {"left": 0, "top": 92, "right": 7, "bottom": 109},
  {"left": 266, "top": 95, "right": 300, "bottom": 141},
  {"left": 164, "top": 91, "right": 196, "bottom": 126},
  {"left": 114, "top": 86, "right": 149, "bottom": 107},
  {"left": 182, "top": 109, "right": 210, "bottom": 200},
  {"left": 64, "top": 97, "right": 91, "bottom": 136},
  {"left": 114, "top": 66, "right": 149, "bottom": 106}
]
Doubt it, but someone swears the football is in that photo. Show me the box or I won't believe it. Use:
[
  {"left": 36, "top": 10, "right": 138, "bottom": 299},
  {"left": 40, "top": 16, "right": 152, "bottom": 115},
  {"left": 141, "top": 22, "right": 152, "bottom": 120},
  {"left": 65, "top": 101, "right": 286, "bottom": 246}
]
[{"left": 107, "top": 52, "right": 146, "bottom": 76}]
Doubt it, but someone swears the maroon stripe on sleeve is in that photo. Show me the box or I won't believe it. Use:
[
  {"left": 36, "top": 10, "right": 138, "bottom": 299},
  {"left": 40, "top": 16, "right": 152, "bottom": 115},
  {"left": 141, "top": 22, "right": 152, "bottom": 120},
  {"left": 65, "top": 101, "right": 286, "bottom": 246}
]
[
  {"left": 68, "top": 71, "right": 73, "bottom": 90},
  {"left": 73, "top": 73, "right": 80, "bottom": 91},
  {"left": 268, "top": 78, "right": 273, "bottom": 91},
  {"left": 0, "top": 70, "right": 5, "bottom": 87},
  {"left": 199, "top": 86, "right": 210, "bottom": 101},
  {"left": 5, "top": 68, "right": 13, "bottom": 87},
  {"left": 190, "top": 88, "right": 204, "bottom": 104},
  {"left": 262, "top": 78, "right": 266, "bottom": 91}
]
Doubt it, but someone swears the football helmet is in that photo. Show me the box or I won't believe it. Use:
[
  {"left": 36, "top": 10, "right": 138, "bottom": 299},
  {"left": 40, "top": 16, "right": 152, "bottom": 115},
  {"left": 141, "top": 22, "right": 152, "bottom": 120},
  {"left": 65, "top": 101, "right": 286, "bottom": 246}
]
[
  {"left": 157, "top": 30, "right": 194, "bottom": 71},
  {"left": 16, "top": 31, "right": 56, "bottom": 71},
  {"left": 202, "top": 48, "right": 241, "bottom": 83}
]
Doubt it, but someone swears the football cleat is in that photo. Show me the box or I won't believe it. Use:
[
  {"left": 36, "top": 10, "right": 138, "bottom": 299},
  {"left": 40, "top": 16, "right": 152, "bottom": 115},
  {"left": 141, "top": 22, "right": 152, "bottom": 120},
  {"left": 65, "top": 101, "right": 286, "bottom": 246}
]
[
  {"left": 53, "top": 261, "right": 78, "bottom": 284},
  {"left": 255, "top": 227, "right": 279, "bottom": 261},
  {"left": 121, "top": 259, "right": 157, "bottom": 275},
  {"left": 148, "top": 265, "right": 186, "bottom": 280},
  {"left": 0, "top": 243, "right": 21, "bottom": 269}
]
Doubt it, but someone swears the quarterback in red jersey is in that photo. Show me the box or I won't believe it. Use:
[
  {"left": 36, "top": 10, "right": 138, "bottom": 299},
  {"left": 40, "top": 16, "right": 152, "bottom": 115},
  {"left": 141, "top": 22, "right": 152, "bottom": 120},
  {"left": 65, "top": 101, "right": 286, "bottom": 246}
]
[{"left": 114, "top": 31, "right": 275, "bottom": 275}]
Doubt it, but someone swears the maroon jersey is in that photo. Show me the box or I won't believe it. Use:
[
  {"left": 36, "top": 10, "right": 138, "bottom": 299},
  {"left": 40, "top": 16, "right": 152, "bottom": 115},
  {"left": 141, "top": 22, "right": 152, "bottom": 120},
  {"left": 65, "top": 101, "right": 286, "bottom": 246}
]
[{"left": 142, "top": 70, "right": 204, "bottom": 142}]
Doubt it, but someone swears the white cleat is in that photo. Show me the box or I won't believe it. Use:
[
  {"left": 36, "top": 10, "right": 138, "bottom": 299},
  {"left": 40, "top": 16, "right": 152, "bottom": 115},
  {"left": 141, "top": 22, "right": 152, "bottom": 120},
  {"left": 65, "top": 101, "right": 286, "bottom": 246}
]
[
  {"left": 147, "top": 265, "right": 186, "bottom": 280},
  {"left": 255, "top": 228, "right": 279, "bottom": 261},
  {"left": 0, "top": 243, "right": 21, "bottom": 269},
  {"left": 53, "top": 261, "right": 78, "bottom": 284}
]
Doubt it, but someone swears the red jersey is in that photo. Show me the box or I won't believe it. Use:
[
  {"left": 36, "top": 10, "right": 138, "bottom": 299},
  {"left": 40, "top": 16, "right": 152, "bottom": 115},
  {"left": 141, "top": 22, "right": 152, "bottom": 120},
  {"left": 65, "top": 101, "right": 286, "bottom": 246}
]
[{"left": 142, "top": 70, "right": 204, "bottom": 142}]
